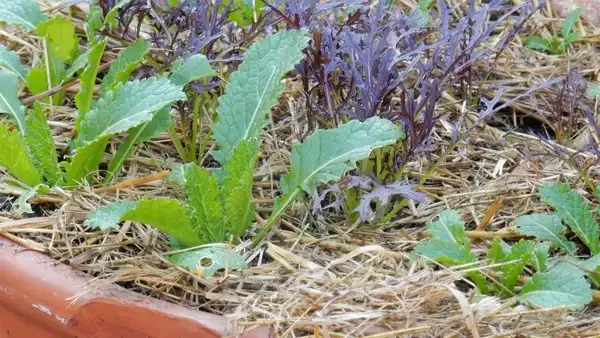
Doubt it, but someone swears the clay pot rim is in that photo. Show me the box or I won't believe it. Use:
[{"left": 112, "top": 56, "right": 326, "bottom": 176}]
[{"left": 0, "top": 236, "right": 270, "bottom": 338}]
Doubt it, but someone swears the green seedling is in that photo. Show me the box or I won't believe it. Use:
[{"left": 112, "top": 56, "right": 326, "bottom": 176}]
[{"left": 525, "top": 8, "right": 582, "bottom": 55}]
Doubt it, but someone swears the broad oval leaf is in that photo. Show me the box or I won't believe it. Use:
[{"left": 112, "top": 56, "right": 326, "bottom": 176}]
[
  {"left": 167, "top": 246, "right": 248, "bottom": 278},
  {"left": 170, "top": 53, "right": 216, "bottom": 87},
  {"left": 281, "top": 117, "right": 404, "bottom": 195},
  {"left": 36, "top": 17, "right": 78, "bottom": 62},
  {"left": 519, "top": 269, "right": 592, "bottom": 310},
  {"left": 0, "top": 0, "right": 47, "bottom": 31},
  {"left": 101, "top": 39, "right": 149, "bottom": 95},
  {"left": 0, "top": 45, "right": 27, "bottom": 82},
  {"left": 78, "top": 77, "right": 186, "bottom": 142},
  {"left": 211, "top": 29, "right": 309, "bottom": 165},
  {"left": 514, "top": 213, "right": 576, "bottom": 253}
]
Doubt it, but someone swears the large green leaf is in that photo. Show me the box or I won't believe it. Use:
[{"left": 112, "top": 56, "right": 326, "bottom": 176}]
[
  {"left": 426, "top": 209, "right": 465, "bottom": 245},
  {"left": 122, "top": 198, "right": 202, "bottom": 247},
  {"left": 0, "top": 0, "right": 47, "bottom": 31},
  {"left": 170, "top": 53, "right": 215, "bottom": 87},
  {"left": 0, "top": 45, "right": 27, "bottom": 82},
  {"left": 0, "top": 124, "right": 42, "bottom": 186},
  {"left": 25, "top": 104, "right": 63, "bottom": 186},
  {"left": 0, "top": 71, "right": 26, "bottom": 134},
  {"left": 101, "top": 39, "right": 149, "bottom": 95},
  {"left": 78, "top": 77, "right": 186, "bottom": 143},
  {"left": 514, "top": 213, "right": 576, "bottom": 253},
  {"left": 62, "top": 136, "right": 108, "bottom": 186},
  {"left": 281, "top": 117, "right": 403, "bottom": 195},
  {"left": 540, "top": 183, "right": 599, "bottom": 254},
  {"left": 520, "top": 269, "right": 592, "bottom": 310},
  {"left": 85, "top": 201, "right": 137, "bottom": 230},
  {"left": 211, "top": 29, "right": 309, "bottom": 165},
  {"left": 413, "top": 240, "right": 476, "bottom": 265},
  {"left": 36, "top": 17, "right": 78, "bottom": 62},
  {"left": 184, "top": 164, "right": 224, "bottom": 243},
  {"left": 104, "top": 106, "right": 171, "bottom": 183},
  {"left": 167, "top": 246, "right": 248, "bottom": 277},
  {"left": 222, "top": 139, "right": 259, "bottom": 237},
  {"left": 75, "top": 39, "right": 107, "bottom": 130}
]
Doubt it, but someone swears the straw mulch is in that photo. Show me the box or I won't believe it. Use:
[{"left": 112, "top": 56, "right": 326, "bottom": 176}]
[{"left": 2, "top": 1, "right": 600, "bottom": 336}]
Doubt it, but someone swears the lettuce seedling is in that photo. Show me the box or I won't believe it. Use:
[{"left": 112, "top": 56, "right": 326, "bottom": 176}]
[{"left": 526, "top": 8, "right": 581, "bottom": 55}]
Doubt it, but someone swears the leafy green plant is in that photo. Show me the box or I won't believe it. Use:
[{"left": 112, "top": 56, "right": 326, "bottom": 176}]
[
  {"left": 413, "top": 197, "right": 596, "bottom": 309},
  {"left": 525, "top": 8, "right": 581, "bottom": 55},
  {"left": 85, "top": 29, "right": 404, "bottom": 275}
]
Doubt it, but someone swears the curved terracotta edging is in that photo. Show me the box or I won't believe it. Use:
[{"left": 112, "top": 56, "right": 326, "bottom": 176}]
[{"left": 0, "top": 237, "right": 271, "bottom": 338}]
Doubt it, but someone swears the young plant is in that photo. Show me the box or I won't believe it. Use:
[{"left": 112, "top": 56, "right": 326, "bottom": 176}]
[
  {"left": 85, "top": 29, "right": 405, "bottom": 275},
  {"left": 413, "top": 207, "right": 594, "bottom": 310},
  {"left": 525, "top": 8, "right": 581, "bottom": 55}
]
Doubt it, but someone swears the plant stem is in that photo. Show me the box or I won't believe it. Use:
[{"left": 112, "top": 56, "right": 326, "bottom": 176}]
[
  {"left": 168, "top": 125, "right": 188, "bottom": 162},
  {"left": 252, "top": 188, "right": 302, "bottom": 246}
]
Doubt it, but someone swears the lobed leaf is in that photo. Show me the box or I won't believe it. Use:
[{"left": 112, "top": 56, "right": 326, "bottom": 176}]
[
  {"left": 170, "top": 53, "right": 216, "bottom": 87},
  {"left": 0, "top": 45, "right": 27, "bottom": 82},
  {"left": 167, "top": 246, "right": 248, "bottom": 277},
  {"left": 212, "top": 29, "right": 309, "bottom": 165},
  {"left": 540, "top": 183, "right": 600, "bottom": 254},
  {"left": 514, "top": 213, "right": 576, "bottom": 253},
  {"left": 122, "top": 198, "right": 202, "bottom": 247},
  {"left": 78, "top": 77, "right": 185, "bottom": 143},
  {"left": 499, "top": 239, "right": 534, "bottom": 294},
  {"left": 184, "top": 164, "right": 225, "bottom": 243},
  {"left": 0, "top": 124, "right": 42, "bottom": 186},
  {"left": 520, "top": 268, "right": 592, "bottom": 310},
  {"left": 75, "top": 39, "right": 107, "bottom": 129},
  {"left": 101, "top": 39, "right": 149, "bottom": 94},
  {"left": 222, "top": 139, "right": 260, "bottom": 237},
  {"left": 0, "top": 71, "right": 26, "bottom": 134},
  {"left": 281, "top": 117, "right": 403, "bottom": 195},
  {"left": 85, "top": 201, "right": 137, "bottom": 230},
  {"left": 24, "top": 104, "right": 63, "bottom": 186},
  {"left": 0, "top": 0, "right": 47, "bottom": 31},
  {"left": 12, "top": 184, "right": 49, "bottom": 214}
]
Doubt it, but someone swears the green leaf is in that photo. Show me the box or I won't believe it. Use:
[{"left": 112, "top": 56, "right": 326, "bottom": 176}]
[
  {"left": 184, "top": 164, "right": 225, "bottom": 243},
  {"left": 500, "top": 239, "right": 534, "bottom": 293},
  {"left": 64, "top": 50, "right": 89, "bottom": 80},
  {"left": 413, "top": 240, "right": 476, "bottom": 265},
  {"left": 224, "top": 0, "right": 264, "bottom": 27},
  {"left": 170, "top": 53, "right": 216, "bottom": 87},
  {"left": 426, "top": 209, "right": 466, "bottom": 245},
  {"left": 78, "top": 77, "right": 186, "bottom": 143},
  {"left": 563, "top": 31, "right": 579, "bottom": 46},
  {"left": 561, "top": 8, "right": 582, "bottom": 36},
  {"left": 24, "top": 104, "right": 63, "bottom": 186},
  {"left": 166, "top": 162, "right": 196, "bottom": 185},
  {"left": 36, "top": 17, "right": 78, "bottom": 62},
  {"left": 0, "top": 124, "right": 42, "bottom": 186},
  {"left": 84, "top": 201, "right": 136, "bottom": 230},
  {"left": 212, "top": 29, "right": 309, "bottom": 165},
  {"left": 166, "top": 246, "right": 248, "bottom": 277},
  {"left": 12, "top": 184, "right": 49, "bottom": 214},
  {"left": 105, "top": 106, "right": 171, "bottom": 183},
  {"left": 86, "top": 4, "right": 104, "bottom": 45},
  {"left": 486, "top": 238, "right": 509, "bottom": 264},
  {"left": 520, "top": 269, "right": 592, "bottom": 310},
  {"left": 62, "top": 136, "right": 108, "bottom": 186},
  {"left": 0, "top": 71, "right": 26, "bottom": 134},
  {"left": 281, "top": 117, "right": 403, "bottom": 195},
  {"left": 587, "top": 83, "right": 600, "bottom": 99},
  {"left": 222, "top": 139, "right": 260, "bottom": 237},
  {"left": 540, "top": 183, "right": 600, "bottom": 254},
  {"left": 25, "top": 66, "right": 47, "bottom": 96},
  {"left": 532, "top": 242, "right": 550, "bottom": 272},
  {"left": 101, "top": 39, "right": 149, "bottom": 95},
  {"left": 75, "top": 39, "right": 107, "bottom": 129},
  {"left": 514, "top": 213, "right": 576, "bottom": 253},
  {"left": 525, "top": 36, "right": 551, "bottom": 52},
  {"left": 122, "top": 198, "right": 202, "bottom": 247},
  {"left": 104, "top": 0, "right": 128, "bottom": 28},
  {"left": 0, "top": 0, "right": 47, "bottom": 31},
  {"left": 0, "top": 45, "right": 27, "bottom": 82}
]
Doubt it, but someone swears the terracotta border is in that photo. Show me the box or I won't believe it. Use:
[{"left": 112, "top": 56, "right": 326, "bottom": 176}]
[{"left": 0, "top": 236, "right": 271, "bottom": 338}]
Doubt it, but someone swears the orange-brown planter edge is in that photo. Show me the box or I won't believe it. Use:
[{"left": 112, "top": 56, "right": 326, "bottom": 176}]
[{"left": 0, "top": 236, "right": 271, "bottom": 338}]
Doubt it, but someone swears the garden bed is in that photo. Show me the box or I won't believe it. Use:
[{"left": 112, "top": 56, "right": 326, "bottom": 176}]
[{"left": 2, "top": 0, "right": 600, "bottom": 336}]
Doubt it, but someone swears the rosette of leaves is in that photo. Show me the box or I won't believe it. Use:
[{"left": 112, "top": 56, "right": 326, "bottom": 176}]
[
  {"left": 413, "top": 209, "right": 593, "bottom": 310},
  {"left": 85, "top": 29, "right": 405, "bottom": 275}
]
